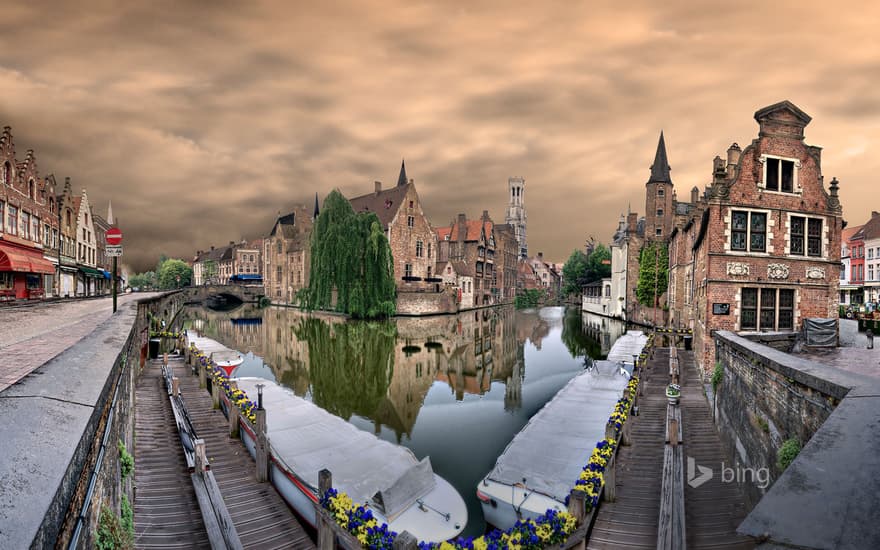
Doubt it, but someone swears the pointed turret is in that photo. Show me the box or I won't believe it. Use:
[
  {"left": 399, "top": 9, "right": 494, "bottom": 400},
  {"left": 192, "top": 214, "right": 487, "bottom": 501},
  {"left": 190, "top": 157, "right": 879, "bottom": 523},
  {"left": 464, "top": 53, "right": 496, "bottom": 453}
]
[
  {"left": 397, "top": 159, "right": 408, "bottom": 187},
  {"left": 313, "top": 192, "right": 320, "bottom": 220},
  {"left": 107, "top": 200, "right": 114, "bottom": 225},
  {"left": 648, "top": 131, "right": 672, "bottom": 184}
]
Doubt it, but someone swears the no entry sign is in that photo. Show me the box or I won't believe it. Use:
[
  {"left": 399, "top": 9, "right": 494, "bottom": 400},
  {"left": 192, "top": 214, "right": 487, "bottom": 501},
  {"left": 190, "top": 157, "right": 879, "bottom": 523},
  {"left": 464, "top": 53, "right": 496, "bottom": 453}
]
[{"left": 106, "top": 227, "right": 122, "bottom": 246}]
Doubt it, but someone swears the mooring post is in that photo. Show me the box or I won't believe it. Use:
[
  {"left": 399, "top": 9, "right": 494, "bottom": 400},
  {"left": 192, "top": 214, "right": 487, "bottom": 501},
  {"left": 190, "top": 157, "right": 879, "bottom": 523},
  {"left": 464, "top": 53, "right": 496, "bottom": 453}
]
[
  {"left": 163, "top": 352, "right": 168, "bottom": 367},
  {"left": 194, "top": 438, "right": 208, "bottom": 472},
  {"left": 199, "top": 359, "right": 208, "bottom": 390},
  {"left": 255, "top": 408, "right": 268, "bottom": 482},
  {"left": 393, "top": 532, "right": 418, "bottom": 550},
  {"left": 171, "top": 376, "right": 179, "bottom": 397},
  {"left": 604, "top": 453, "right": 616, "bottom": 503},
  {"left": 229, "top": 398, "right": 240, "bottom": 438},
  {"left": 317, "top": 469, "right": 333, "bottom": 550},
  {"left": 566, "top": 489, "right": 587, "bottom": 550},
  {"left": 867, "top": 328, "right": 874, "bottom": 350}
]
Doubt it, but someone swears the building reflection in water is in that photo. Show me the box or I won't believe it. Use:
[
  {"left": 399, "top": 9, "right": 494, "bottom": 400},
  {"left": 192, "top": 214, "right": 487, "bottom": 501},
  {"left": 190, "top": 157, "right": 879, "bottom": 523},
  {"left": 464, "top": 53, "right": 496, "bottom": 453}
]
[{"left": 182, "top": 305, "right": 620, "bottom": 443}]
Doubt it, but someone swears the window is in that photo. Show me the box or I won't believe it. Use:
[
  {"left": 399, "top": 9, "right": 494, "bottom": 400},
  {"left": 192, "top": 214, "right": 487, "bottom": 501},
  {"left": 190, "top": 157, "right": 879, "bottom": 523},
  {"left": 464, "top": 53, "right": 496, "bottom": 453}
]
[
  {"left": 405, "top": 263, "right": 412, "bottom": 278},
  {"left": 32, "top": 216, "right": 40, "bottom": 242},
  {"left": 870, "top": 248, "right": 875, "bottom": 260},
  {"left": 658, "top": 188, "right": 665, "bottom": 197},
  {"left": 28, "top": 179, "right": 35, "bottom": 199},
  {"left": 731, "top": 210, "right": 766, "bottom": 252},
  {"left": 416, "top": 240, "right": 423, "bottom": 257},
  {"left": 741, "top": 288, "right": 795, "bottom": 330},
  {"left": 276, "top": 240, "right": 282, "bottom": 254},
  {"left": 407, "top": 216, "right": 414, "bottom": 228},
  {"left": 0, "top": 201, "right": 4, "bottom": 232},
  {"left": 657, "top": 209, "right": 663, "bottom": 217},
  {"left": 807, "top": 218, "right": 822, "bottom": 256},
  {"left": 66, "top": 209, "right": 72, "bottom": 228},
  {"left": 409, "top": 200, "right": 414, "bottom": 209},
  {"left": 276, "top": 266, "right": 282, "bottom": 278},
  {"left": 427, "top": 243, "right": 432, "bottom": 258},
  {"left": 0, "top": 272, "right": 12, "bottom": 289},
  {"left": 656, "top": 228, "right": 662, "bottom": 237},
  {"left": 9, "top": 206, "right": 19, "bottom": 236},
  {"left": 764, "top": 157, "right": 796, "bottom": 193},
  {"left": 49, "top": 197, "right": 55, "bottom": 213}
]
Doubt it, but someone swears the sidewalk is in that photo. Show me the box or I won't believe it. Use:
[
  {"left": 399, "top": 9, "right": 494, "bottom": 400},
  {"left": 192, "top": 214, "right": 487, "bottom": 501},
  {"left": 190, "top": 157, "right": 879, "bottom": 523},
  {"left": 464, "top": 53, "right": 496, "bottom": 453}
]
[
  {"left": 0, "top": 294, "right": 150, "bottom": 392},
  {"left": 798, "top": 319, "right": 880, "bottom": 380}
]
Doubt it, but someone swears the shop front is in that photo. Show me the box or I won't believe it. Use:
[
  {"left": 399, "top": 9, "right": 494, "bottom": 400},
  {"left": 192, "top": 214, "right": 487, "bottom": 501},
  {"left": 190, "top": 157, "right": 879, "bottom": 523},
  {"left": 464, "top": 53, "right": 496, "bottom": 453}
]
[
  {"left": 78, "top": 266, "right": 104, "bottom": 296},
  {"left": 0, "top": 242, "right": 56, "bottom": 300}
]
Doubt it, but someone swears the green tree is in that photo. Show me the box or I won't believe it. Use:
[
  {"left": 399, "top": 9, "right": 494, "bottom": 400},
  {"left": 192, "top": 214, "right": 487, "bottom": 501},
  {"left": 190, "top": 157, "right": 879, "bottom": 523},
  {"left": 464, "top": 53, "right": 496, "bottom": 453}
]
[
  {"left": 202, "top": 259, "right": 218, "bottom": 284},
  {"left": 302, "top": 190, "right": 396, "bottom": 318},
  {"left": 636, "top": 242, "right": 668, "bottom": 307},
  {"left": 157, "top": 258, "right": 193, "bottom": 289},
  {"left": 585, "top": 244, "right": 612, "bottom": 282},
  {"left": 128, "top": 270, "right": 156, "bottom": 290},
  {"left": 562, "top": 250, "right": 589, "bottom": 297}
]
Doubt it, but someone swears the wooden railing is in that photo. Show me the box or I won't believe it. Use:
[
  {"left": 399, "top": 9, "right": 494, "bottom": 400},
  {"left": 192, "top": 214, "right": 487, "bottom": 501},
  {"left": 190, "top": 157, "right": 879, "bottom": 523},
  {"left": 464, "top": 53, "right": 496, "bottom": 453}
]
[
  {"left": 657, "top": 348, "right": 686, "bottom": 550},
  {"left": 162, "top": 360, "right": 243, "bottom": 550}
]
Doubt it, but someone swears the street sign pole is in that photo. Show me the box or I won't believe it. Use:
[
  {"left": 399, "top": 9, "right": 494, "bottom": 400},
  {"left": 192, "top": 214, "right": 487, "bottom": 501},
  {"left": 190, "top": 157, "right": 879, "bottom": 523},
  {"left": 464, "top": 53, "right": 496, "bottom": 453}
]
[{"left": 113, "top": 256, "right": 117, "bottom": 313}]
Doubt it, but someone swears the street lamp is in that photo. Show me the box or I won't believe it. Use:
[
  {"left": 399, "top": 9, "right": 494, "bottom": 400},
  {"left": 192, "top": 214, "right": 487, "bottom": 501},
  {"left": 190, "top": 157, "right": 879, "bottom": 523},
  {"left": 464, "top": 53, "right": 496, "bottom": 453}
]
[{"left": 256, "top": 383, "right": 264, "bottom": 410}]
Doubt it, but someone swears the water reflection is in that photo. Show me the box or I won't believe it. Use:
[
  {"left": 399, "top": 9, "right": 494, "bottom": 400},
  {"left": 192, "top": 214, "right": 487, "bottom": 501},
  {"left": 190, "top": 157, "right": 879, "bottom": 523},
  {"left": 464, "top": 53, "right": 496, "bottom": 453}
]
[{"left": 181, "top": 304, "right": 627, "bottom": 536}]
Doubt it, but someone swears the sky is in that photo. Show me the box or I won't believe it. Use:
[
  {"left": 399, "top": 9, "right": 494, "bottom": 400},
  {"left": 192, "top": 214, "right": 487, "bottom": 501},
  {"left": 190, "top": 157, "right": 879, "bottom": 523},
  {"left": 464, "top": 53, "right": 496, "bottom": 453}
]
[{"left": 2, "top": 0, "right": 879, "bottom": 272}]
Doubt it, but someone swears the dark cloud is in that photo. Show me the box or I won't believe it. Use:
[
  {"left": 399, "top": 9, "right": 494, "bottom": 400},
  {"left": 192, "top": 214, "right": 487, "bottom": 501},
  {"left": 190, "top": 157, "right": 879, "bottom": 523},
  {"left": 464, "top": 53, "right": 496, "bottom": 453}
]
[{"left": 1, "top": 0, "right": 878, "bottom": 271}]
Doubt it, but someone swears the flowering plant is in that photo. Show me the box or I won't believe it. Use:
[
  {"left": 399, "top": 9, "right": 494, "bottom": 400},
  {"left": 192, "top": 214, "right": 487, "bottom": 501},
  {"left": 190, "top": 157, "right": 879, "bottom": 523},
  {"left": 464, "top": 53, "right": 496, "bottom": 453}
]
[
  {"left": 321, "top": 488, "right": 397, "bottom": 548},
  {"left": 191, "top": 343, "right": 257, "bottom": 424},
  {"left": 151, "top": 330, "right": 181, "bottom": 339}
]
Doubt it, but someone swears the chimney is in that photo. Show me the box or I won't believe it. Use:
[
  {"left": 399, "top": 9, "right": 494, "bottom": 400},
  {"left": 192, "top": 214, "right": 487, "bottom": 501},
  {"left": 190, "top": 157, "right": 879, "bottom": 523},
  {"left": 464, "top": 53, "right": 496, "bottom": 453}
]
[
  {"left": 628, "top": 212, "right": 638, "bottom": 232},
  {"left": 210, "top": 245, "right": 214, "bottom": 251},
  {"left": 726, "top": 142, "right": 741, "bottom": 169},
  {"left": 457, "top": 213, "right": 467, "bottom": 242},
  {"left": 482, "top": 210, "right": 490, "bottom": 221},
  {"left": 691, "top": 186, "right": 699, "bottom": 204},
  {"left": 374, "top": 181, "right": 382, "bottom": 194},
  {"left": 538, "top": 252, "right": 543, "bottom": 260}
]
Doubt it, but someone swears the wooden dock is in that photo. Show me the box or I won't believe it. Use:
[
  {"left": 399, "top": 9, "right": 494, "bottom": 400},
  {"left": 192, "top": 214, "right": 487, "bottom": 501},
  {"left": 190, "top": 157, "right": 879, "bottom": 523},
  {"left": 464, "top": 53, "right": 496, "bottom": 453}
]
[
  {"left": 134, "top": 360, "right": 211, "bottom": 549},
  {"left": 587, "top": 347, "right": 669, "bottom": 549},
  {"left": 679, "top": 350, "right": 753, "bottom": 550},
  {"left": 171, "top": 357, "right": 316, "bottom": 549}
]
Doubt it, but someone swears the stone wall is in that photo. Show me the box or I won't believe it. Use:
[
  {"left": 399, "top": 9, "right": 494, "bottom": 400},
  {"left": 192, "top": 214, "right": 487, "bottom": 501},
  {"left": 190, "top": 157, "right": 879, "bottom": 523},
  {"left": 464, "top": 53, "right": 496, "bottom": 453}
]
[
  {"left": 713, "top": 330, "right": 847, "bottom": 507},
  {"left": 396, "top": 288, "right": 458, "bottom": 316}
]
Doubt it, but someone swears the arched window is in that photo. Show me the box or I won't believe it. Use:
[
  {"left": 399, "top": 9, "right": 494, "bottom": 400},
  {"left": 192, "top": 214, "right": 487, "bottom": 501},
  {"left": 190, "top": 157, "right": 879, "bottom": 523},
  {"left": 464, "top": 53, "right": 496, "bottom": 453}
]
[
  {"left": 49, "top": 197, "right": 55, "bottom": 213},
  {"left": 66, "top": 209, "right": 72, "bottom": 227},
  {"left": 28, "top": 179, "right": 35, "bottom": 198},
  {"left": 3, "top": 162, "right": 11, "bottom": 185}
]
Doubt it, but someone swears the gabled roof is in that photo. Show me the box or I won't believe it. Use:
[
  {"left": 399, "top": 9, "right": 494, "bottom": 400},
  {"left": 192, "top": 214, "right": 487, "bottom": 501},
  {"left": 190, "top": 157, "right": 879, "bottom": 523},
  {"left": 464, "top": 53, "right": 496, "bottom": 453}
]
[
  {"left": 444, "top": 218, "right": 492, "bottom": 242},
  {"left": 754, "top": 100, "right": 812, "bottom": 125},
  {"left": 349, "top": 184, "right": 410, "bottom": 229},
  {"left": 649, "top": 131, "right": 672, "bottom": 184},
  {"left": 842, "top": 225, "right": 863, "bottom": 244},
  {"left": 269, "top": 212, "right": 297, "bottom": 238},
  {"left": 856, "top": 213, "right": 880, "bottom": 241}
]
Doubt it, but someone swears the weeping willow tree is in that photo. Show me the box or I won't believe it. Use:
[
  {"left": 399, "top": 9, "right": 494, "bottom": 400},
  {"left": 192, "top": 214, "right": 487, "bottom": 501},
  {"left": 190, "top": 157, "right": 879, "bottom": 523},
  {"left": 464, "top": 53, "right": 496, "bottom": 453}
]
[
  {"left": 301, "top": 190, "right": 396, "bottom": 318},
  {"left": 294, "top": 317, "right": 397, "bottom": 420}
]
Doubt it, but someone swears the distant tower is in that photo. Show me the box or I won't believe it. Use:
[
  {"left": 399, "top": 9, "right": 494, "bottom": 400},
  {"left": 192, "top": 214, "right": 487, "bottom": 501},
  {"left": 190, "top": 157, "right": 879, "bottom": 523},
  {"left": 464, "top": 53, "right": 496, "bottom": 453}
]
[
  {"left": 505, "top": 177, "right": 528, "bottom": 258},
  {"left": 645, "top": 132, "right": 674, "bottom": 240}
]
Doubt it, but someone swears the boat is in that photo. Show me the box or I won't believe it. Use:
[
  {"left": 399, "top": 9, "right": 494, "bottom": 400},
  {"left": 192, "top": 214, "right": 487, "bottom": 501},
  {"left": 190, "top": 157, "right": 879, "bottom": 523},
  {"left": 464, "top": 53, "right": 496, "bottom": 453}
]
[
  {"left": 229, "top": 377, "right": 467, "bottom": 543},
  {"left": 187, "top": 331, "right": 244, "bottom": 377},
  {"left": 476, "top": 360, "right": 632, "bottom": 530}
]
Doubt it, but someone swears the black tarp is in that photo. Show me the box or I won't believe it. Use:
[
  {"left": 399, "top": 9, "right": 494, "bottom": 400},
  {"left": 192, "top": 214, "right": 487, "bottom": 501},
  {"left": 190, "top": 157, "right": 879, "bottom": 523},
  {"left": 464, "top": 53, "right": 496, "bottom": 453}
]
[{"left": 803, "top": 318, "right": 838, "bottom": 347}]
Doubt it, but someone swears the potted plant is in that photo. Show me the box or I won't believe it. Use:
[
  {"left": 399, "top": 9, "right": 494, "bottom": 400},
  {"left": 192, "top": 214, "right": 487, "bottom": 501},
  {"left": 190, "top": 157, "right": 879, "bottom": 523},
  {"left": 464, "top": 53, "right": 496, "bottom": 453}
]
[{"left": 666, "top": 383, "right": 681, "bottom": 405}]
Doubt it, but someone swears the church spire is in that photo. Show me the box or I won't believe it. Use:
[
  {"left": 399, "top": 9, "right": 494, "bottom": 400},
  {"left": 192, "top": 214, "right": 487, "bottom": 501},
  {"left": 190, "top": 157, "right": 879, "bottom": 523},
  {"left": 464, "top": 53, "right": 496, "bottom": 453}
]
[
  {"left": 107, "top": 200, "right": 114, "bottom": 225},
  {"left": 313, "top": 192, "right": 320, "bottom": 221},
  {"left": 397, "top": 159, "right": 408, "bottom": 187},
  {"left": 649, "top": 131, "right": 672, "bottom": 184}
]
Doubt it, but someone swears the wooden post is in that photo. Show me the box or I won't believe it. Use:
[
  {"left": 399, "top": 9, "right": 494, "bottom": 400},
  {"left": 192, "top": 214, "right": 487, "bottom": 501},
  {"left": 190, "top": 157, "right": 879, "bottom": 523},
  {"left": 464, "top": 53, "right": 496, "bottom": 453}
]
[
  {"left": 393, "top": 531, "right": 418, "bottom": 550},
  {"left": 566, "top": 490, "right": 587, "bottom": 550},
  {"left": 171, "top": 376, "right": 180, "bottom": 397},
  {"left": 255, "top": 408, "right": 268, "bottom": 482},
  {"left": 163, "top": 352, "right": 168, "bottom": 367},
  {"left": 211, "top": 377, "right": 220, "bottom": 409},
  {"left": 199, "top": 360, "right": 208, "bottom": 389},
  {"left": 317, "top": 469, "right": 334, "bottom": 550},
  {"left": 669, "top": 416, "right": 679, "bottom": 447},
  {"left": 194, "top": 438, "right": 208, "bottom": 472},
  {"left": 603, "top": 454, "right": 616, "bottom": 502},
  {"left": 229, "top": 401, "right": 240, "bottom": 438},
  {"left": 605, "top": 420, "right": 617, "bottom": 442}
]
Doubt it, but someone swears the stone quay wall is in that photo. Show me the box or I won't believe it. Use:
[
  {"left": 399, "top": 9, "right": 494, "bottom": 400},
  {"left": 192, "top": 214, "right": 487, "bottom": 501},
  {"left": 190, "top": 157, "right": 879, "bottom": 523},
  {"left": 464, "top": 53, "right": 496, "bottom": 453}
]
[{"left": 712, "top": 330, "right": 849, "bottom": 508}]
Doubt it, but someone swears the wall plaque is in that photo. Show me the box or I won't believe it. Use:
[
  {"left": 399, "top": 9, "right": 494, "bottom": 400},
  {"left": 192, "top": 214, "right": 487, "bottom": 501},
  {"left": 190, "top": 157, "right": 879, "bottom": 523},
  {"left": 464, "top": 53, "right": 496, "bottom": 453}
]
[{"left": 713, "top": 303, "right": 731, "bottom": 315}]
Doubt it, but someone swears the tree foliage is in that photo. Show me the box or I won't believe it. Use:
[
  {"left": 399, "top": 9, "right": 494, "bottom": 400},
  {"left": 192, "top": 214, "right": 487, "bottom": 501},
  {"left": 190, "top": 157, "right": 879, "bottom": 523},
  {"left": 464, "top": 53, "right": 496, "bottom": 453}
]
[
  {"left": 157, "top": 258, "right": 193, "bottom": 289},
  {"left": 561, "top": 244, "right": 612, "bottom": 297},
  {"left": 127, "top": 271, "right": 156, "bottom": 290},
  {"left": 636, "top": 242, "right": 669, "bottom": 306},
  {"left": 302, "top": 190, "right": 396, "bottom": 318}
]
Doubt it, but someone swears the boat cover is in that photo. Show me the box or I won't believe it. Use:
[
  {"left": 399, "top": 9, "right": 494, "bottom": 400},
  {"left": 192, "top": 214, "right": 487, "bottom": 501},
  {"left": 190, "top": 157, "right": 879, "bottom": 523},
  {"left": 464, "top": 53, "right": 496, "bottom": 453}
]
[
  {"left": 235, "top": 377, "right": 436, "bottom": 510},
  {"left": 485, "top": 361, "right": 631, "bottom": 503},
  {"left": 606, "top": 330, "right": 649, "bottom": 365}
]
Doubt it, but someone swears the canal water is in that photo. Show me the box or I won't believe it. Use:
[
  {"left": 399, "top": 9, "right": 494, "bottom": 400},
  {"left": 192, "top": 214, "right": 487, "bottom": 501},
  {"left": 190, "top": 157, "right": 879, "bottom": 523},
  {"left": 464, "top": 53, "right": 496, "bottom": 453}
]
[{"left": 180, "top": 304, "right": 627, "bottom": 537}]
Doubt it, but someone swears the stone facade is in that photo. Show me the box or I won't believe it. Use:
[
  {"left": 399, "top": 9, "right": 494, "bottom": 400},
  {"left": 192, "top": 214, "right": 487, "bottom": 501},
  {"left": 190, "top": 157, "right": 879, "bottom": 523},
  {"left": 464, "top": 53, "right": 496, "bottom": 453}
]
[
  {"left": 0, "top": 127, "right": 60, "bottom": 300},
  {"left": 437, "top": 211, "right": 497, "bottom": 306},
  {"left": 73, "top": 189, "right": 99, "bottom": 296},
  {"left": 57, "top": 177, "right": 79, "bottom": 297},
  {"left": 667, "top": 101, "right": 843, "bottom": 372},
  {"left": 492, "top": 223, "right": 518, "bottom": 302},
  {"left": 349, "top": 162, "right": 438, "bottom": 292},
  {"left": 504, "top": 176, "right": 528, "bottom": 258},
  {"left": 262, "top": 206, "right": 313, "bottom": 303}
]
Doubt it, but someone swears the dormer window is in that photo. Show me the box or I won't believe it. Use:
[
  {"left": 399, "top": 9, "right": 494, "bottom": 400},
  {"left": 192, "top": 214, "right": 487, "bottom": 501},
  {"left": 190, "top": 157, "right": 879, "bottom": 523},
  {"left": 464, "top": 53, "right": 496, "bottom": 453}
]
[{"left": 762, "top": 155, "right": 798, "bottom": 193}]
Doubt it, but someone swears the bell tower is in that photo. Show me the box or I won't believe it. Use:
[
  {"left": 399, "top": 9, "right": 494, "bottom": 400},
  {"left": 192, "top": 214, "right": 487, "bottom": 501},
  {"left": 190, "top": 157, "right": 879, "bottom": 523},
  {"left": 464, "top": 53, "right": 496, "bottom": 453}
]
[
  {"left": 505, "top": 176, "right": 528, "bottom": 258},
  {"left": 645, "top": 132, "right": 674, "bottom": 240}
]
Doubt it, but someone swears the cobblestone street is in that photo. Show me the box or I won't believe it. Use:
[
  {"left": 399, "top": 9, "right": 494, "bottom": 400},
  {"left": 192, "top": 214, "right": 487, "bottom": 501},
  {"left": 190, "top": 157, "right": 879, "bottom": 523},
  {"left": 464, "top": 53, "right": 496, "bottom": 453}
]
[{"left": 0, "top": 294, "right": 153, "bottom": 391}]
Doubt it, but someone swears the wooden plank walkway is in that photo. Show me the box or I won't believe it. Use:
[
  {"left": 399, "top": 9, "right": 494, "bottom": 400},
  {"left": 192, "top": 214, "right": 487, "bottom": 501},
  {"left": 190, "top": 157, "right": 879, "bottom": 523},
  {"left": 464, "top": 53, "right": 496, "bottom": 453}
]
[
  {"left": 134, "top": 360, "right": 211, "bottom": 549},
  {"left": 587, "top": 347, "right": 669, "bottom": 549},
  {"left": 679, "top": 350, "right": 753, "bottom": 550},
  {"left": 170, "top": 356, "right": 316, "bottom": 550}
]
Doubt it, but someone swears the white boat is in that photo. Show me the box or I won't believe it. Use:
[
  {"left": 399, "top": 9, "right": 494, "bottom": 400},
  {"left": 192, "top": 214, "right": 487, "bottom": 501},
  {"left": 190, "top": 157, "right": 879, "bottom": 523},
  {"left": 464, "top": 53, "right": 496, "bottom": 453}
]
[
  {"left": 186, "top": 331, "right": 243, "bottom": 377},
  {"left": 227, "top": 377, "right": 467, "bottom": 543},
  {"left": 477, "top": 360, "right": 631, "bottom": 530}
]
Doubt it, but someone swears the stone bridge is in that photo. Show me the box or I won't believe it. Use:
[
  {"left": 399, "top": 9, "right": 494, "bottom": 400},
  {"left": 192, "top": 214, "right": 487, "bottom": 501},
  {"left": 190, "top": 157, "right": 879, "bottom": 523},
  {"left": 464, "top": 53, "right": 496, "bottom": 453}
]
[{"left": 181, "top": 284, "right": 265, "bottom": 304}]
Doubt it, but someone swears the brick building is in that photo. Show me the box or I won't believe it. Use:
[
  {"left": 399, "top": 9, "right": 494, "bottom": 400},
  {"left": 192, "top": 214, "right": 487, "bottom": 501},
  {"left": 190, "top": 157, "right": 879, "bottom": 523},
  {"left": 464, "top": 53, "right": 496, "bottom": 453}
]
[
  {"left": 493, "top": 223, "right": 518, "bottom": 302},
  {"left": 504, "top": 176, "right": 528, "bottom": 258},
  {"left": 57, "top": 177, "right": 79, "bottom": 297},
  {"left": 667, "top": 101, "right": 843, "bottom": 372},
  {"left": 840, "top": 223, "right": 864, "bottom": 307},
  {"left": 436, "top": 211, "right": 497, "bottom": 306},
  {"left": 0, "top": 127, "right": 58, "bottom": 300},
  {"left": 73, "top": 189, "right": 102, "bottom": 296},
  {"left": 853, "top": 212, "right": 880, "bottom": 304},
  {"left": 263, "top": 205, "right": 314, "bottom": 303},
  {"left": 349, "top": 161, "right": 438, "bottom": 291}
]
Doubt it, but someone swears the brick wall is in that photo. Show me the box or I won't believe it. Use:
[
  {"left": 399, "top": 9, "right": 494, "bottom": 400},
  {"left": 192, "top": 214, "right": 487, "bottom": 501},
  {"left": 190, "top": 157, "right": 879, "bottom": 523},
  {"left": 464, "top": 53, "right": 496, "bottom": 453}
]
[
  {"left": 713, "top": 330, "right": 847, "bottom": 508},
  {"left": 396, "top": 287, "right": 458, "bottom": 315},
  {"left": 387, "top": 185, "right": 437, "bottom": 289}
]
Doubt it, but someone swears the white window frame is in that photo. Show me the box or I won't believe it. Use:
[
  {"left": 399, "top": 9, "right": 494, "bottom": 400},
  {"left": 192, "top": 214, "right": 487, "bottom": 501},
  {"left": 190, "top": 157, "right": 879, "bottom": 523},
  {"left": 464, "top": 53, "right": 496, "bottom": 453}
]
[
  {"left": 758, "top": 154, "right": 802, "bottom": 194},
  {"left": 727, "top": 207, "right": 772, "bottom": 255}
]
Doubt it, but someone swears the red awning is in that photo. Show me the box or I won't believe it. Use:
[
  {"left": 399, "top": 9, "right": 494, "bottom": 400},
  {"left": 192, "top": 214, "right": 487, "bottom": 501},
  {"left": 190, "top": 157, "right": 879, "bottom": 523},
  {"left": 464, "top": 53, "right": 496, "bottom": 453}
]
[{"left": 0, "top": 243, "right": 55, "bottom": 275}]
